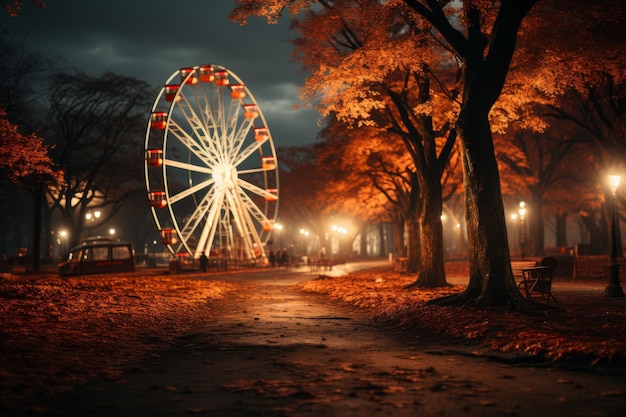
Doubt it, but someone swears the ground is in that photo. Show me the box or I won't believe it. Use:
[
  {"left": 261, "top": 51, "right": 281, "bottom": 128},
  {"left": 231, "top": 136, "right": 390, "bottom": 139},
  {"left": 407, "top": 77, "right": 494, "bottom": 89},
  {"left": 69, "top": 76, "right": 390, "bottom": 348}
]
[{"left": 0, "top": 260, "right": 625, "bottom": 416}]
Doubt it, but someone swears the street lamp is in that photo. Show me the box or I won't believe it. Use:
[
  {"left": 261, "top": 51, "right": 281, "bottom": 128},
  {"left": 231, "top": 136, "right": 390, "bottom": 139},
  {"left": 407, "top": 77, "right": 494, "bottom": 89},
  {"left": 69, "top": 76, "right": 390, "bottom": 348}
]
[
  {"left": 85, "top": 210, "right": 101, "bottom": 222},
  {"left": 606, "top": 175, "right": 624, "bottom": 297},
  {"left": 518, "top": 201, "right": 527, "bottom": 260},
  {"left": 84, "top": 210, "right": 101, "bottom": 239},
  {"left": 58, "top": 230, "right": 68, "bottom": 257}
]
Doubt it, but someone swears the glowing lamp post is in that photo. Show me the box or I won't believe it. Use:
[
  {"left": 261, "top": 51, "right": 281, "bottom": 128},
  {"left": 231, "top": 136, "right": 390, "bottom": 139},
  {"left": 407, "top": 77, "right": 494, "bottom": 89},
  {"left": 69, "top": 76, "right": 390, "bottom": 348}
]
[
  {"left": 606, "top": 175, "right": 624, "bottom": 297},
  {"left": 518, "top": 202, "right": 527, "bottom": 260}
]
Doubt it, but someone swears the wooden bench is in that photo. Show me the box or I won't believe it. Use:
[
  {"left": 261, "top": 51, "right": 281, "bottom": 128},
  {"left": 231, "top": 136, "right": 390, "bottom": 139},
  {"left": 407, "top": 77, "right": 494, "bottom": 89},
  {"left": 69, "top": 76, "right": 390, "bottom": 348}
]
[
  {"left": 309, "top": 259, "right": 346, "bottom": 275},
  {"left": 518, "top": 257, "right": 559, "bottom": 304},
  {"left": 511, "top": 260, "right": 538, "bottom": 279}
]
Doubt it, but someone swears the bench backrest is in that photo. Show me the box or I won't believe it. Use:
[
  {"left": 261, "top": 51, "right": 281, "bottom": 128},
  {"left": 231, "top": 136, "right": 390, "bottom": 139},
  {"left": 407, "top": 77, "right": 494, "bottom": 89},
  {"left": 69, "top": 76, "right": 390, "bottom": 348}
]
[{"left": 511, "top": 260, "right": 538, "bottom": 278}]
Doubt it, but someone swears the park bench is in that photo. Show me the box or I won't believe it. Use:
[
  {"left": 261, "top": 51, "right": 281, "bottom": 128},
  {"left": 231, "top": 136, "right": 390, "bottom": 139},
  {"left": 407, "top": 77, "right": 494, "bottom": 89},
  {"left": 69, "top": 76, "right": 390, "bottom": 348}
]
[
  {"left": 309, "top": 258, "right": 346, "bottom": 275},
  {"left": 511, "top": 260, "right": 538, "bottom": 280},
  {"left": 517, "top": 256, "right": 559, "bottom": 304}
]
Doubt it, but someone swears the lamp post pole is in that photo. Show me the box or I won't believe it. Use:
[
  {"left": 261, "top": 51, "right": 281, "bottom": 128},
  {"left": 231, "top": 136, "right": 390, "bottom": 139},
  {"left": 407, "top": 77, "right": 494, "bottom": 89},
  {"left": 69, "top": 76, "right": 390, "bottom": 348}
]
[{"left": 606, "top": 175, "right": 624, "bottom": 297}]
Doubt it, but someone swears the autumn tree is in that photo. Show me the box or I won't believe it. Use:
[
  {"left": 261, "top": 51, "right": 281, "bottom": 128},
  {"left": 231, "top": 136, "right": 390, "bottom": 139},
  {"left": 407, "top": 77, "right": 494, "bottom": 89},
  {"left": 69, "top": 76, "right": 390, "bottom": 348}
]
[
  {"left": 316, "top": 119, "right": 403, "bottom": 258},
  {"left": 0, "top": 34, "right": 59, "bottom": 270},
  {"left": 0, "top": 108, "right": 59, "bottom": 270},
  {"left": 495, "top": 1, "right": 626, "bottom": 258},
  {"left": 231, "top": 0, "right": 459, "bottom": 288}
]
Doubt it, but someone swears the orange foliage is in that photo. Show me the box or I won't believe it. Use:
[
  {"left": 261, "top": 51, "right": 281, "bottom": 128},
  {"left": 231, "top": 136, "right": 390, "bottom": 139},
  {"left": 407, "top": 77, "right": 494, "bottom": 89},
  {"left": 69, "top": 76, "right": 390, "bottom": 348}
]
[
  {"left": 300, "top": 265, "right": 626, "bottom": 364},
  {"left": 0, "top": 108, "right": 59, "bottom": 184}
]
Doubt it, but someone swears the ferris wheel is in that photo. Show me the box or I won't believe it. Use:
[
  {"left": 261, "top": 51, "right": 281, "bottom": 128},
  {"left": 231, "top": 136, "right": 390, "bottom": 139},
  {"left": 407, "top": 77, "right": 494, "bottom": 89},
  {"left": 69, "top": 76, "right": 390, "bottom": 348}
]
[{"left": 144, "top": 64, "right": 279, "bottom": 263}]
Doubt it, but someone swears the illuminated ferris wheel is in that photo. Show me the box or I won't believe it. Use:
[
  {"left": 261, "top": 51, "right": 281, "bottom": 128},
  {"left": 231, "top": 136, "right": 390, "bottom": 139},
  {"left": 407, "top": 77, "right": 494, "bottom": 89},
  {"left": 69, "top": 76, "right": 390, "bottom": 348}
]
[{"left": 144, "top": 64, "right": 279, "bottom": 263}]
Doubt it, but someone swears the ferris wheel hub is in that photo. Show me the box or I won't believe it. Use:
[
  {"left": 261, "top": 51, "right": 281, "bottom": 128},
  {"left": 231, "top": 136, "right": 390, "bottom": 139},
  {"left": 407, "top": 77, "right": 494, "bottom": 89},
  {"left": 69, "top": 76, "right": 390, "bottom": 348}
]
[{"left": 212, "top": 162, "right": 236, "bottom": 188}]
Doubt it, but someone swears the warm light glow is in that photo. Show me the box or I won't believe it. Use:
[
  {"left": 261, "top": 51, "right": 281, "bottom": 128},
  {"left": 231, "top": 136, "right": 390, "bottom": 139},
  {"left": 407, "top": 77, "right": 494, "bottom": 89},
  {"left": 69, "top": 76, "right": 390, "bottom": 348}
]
[
  {"left": 511, "top": 213, "right": 518, "bottom": 220},
  {"left": 109, "top": 228, "right": 116, "bottom": 236},
  {"left": 59, "top": 230, "right": 68, "bottom": 238},
  {"left": 518, "top": 202, "right": 526, "bottom": 219},
  {"left": 610, "top": 175, "right": 621, "bottom": 195},
  {"left": 274, "top": 223, "right": 283, "bottom": 231},
  {"left": 332, "top": 225, "right": 347, "bottom": 234},
  {"left": 440, "top": 214, "right": 447, "bottom": 222},
  {"left": 299, "top": 228, "right": 309, "bottom": 237},
  {"left": 85, "top": 211, "right": 101, "bottom": 221}
]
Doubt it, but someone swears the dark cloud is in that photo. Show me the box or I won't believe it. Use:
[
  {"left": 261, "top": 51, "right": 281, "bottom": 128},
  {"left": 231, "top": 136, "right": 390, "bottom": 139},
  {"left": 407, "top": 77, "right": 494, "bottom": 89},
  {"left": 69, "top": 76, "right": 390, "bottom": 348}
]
[{"left": 1, "top": 0, "right": 318, "bottom": 146}]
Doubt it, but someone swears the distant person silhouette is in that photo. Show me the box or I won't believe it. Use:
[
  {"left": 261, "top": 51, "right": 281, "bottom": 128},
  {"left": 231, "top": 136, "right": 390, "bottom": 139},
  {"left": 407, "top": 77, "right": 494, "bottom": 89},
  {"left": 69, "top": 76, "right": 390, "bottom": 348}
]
[{"left": 199, "top": 252, "right": 208, "bottom": 272}]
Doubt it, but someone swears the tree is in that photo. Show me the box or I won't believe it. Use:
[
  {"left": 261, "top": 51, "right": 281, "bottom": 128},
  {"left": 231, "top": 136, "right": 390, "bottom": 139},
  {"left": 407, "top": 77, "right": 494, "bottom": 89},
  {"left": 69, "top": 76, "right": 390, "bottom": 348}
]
[
  {"left": 498, "top": 0, "right": 626, "bottom": 257},
  {"left": 0, "top": 108, "right": 55, "bottom": 182},
  {"left": 42, "top": 71, "right": 153, "bottom": 248},
  {"left": 231, "top": 0, "right": 624, "bottom": 307},
  {"left": 317, "top": 120, "right": 407, "bottom": 258},
  {"left": 0, "top": 108, "right": 59, "bottom": 271},
  {"left": 231, "top": 0, "right": 459, "bottom": 287},
  {"left": 230, "top": 0, "right": 533, "bottom": 298}
]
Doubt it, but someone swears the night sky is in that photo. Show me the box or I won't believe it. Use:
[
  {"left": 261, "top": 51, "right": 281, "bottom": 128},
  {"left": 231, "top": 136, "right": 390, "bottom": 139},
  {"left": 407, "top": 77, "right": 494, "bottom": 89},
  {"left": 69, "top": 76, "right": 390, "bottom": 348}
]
[{"left": 0, "top": 0, "right": 319, "bottom": 147}]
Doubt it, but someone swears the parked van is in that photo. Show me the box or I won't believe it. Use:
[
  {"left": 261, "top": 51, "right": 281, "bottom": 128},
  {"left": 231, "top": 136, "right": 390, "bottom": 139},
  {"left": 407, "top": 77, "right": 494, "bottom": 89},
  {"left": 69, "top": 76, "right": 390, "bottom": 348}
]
[{"left": 58, "top": 237, "right": 135, "bottom": 276}]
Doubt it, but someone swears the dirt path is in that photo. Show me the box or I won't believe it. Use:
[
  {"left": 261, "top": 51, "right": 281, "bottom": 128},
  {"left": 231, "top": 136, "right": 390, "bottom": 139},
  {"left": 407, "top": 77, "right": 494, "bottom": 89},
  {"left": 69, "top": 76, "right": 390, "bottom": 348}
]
[{"left": 30, "top": 268, "right": 626, "bottom": 417}]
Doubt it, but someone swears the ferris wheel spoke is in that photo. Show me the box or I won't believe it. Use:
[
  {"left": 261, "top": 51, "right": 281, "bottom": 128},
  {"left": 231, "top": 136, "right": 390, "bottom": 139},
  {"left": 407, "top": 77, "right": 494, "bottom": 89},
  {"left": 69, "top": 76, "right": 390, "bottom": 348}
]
[
  {"left": 164, "top": 159, "right": 213, "bottom": 175},
  {"left": 237, "top": 189, "right": 271, "bottom": 225},
  {"left": 225, "top": 188, "right": 261, "bottom": 258},
  {"left": 167, "top": 178, "right": 213, "bottom": 205},
  {"left": 180, "top": 188, "right": 215, "bottom": 250},
  {"left": 177, "top": 187, "right": 216, "bottom": 241},
  {"left": 227, "top": 118, "right": 255, "bottom": 161},
  {"left": 195, "top": 188, "right": 227, "bottom": 254},
  {"left": 237, "top": 167, "right": 269, "bottom": 175},
  {"left": 168, "top": 119, "right": 212, "bottom": 163},
  {"left": 237, "top": 178, "right": 273, "bottom": 200},
  {"left": 174, "top": 95, "right": 212, "bottom": 148},
  {"left": 232, "top": 140, "right": 264, "bottom": 168}
]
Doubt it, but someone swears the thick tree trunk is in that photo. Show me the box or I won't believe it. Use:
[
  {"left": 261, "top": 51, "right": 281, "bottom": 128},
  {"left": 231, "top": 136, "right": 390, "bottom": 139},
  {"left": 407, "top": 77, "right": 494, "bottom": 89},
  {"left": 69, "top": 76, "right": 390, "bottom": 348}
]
[
  {"left": 451, "top": 113, "right": 525, "bottom": 307},
  {"left": 431, "top": 0, "right": 537, "bottom": 308}
]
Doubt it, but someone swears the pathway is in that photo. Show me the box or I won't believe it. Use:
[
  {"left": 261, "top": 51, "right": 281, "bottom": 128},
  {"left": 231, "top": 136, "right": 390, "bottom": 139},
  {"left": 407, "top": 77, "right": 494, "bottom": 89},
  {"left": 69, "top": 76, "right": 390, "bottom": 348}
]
[{"left": 34, "top": 263, "right": 626, "bottom": 417}]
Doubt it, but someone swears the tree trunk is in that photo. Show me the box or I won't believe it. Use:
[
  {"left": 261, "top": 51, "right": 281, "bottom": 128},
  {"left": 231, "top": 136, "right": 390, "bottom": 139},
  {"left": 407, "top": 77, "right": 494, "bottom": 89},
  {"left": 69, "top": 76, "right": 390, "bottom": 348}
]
[
  {"left": 431, "top": 0, "right": 537, "bottom": 308},
  {"left": 405, "top": 205, "right": 421, "bottom": 273},
  {"left": 579, "top": 208, "right": 607, "bottom": 254},
  {"left": 407, "top": 177, "right": 447, "bottom": 287},
  {"left": 378, "top": 222, "right": 387, "bottom": 257},
  {"left": 359, "top": 222, "right": 368, "bottom": 258},
  {"left": 394, "top": 218, "right": 406, "bottom": 258},
  {"left": 31, "top": 185, "right": 43, "bottom": 273},
  {"left": 555, "top": 210, "right": 568, "bottom": 249},
  {"left": 529, "top": 192, "right": 545, "bottom": 257},
  {"left": 452, "top": 112, "right": 525, "bottom": 307}
]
